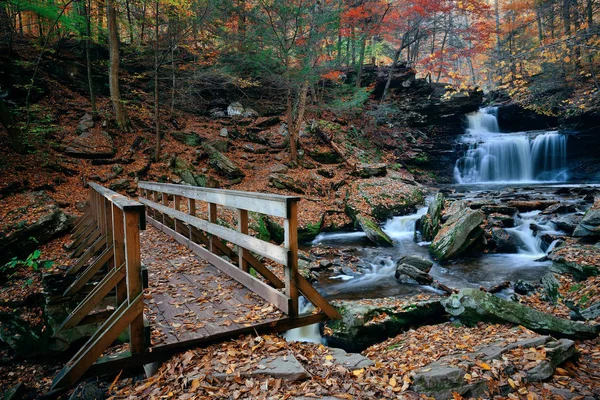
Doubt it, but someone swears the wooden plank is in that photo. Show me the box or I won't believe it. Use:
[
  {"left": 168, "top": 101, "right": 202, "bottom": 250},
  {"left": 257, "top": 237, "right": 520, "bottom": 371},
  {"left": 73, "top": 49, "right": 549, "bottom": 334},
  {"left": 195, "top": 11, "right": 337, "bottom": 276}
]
[
  {"left": 243, "top": 254, "right": 285, "bottom": 289},
  {"left": 147, "top": 217, "right": 291, "bottom": 314},
  {"left": 51, "top": 293, "right": 144, "bottom": 389},
  {"left": 68, "top": 222, "right": 97, "bottom": 253},
  {"left": 139, "top": 198, "right": 288, "bottom": 265},
  {"left": 78, "top": 309, "right": 114, "bottom": 326},
  {"left": 187, "top": 198, "right": 196, "bottom": 239},
  {"left": 208, "top": 203, "right": 218, "bottom": 254},
  {"left": 88, "top": 182, "right": 145, "bottom": 212},
  {"left": 173, "top": 195, "right": 181, "bottom": 234},
  {"left": 71, "top": 207, "right": 91, "bottom": 233},
  {"left": 70, "top": 228, "right": 102, "bottom": 259},
  {"left": 63, "top": 246, "right": 115, "bottom": 296},
  {"left": 60, "top": 263, "right": 126, "bottom": 330},
  {"left": 138, "top": 181, "right": 300, "bottom": 218},
  {"left": 284, "top": 201, "right": 299, "bottom": 318},
  {"left": 70, "top": 215, "right": 93, "bottom": 243},
  {"left": 124, "top": 210, "right": 145, "bottom": 355},
  {"left": 112, "top": 204, "right": 127, "bottom": 305},
  {"left": 67, "top": 235, "right": 107, "bottom": 275},
  {"left": 237, "top": 209, "right": 249, "bottom": 272},
  {"left": 296, "top": 275, "right": 341, "bottom": 320}
]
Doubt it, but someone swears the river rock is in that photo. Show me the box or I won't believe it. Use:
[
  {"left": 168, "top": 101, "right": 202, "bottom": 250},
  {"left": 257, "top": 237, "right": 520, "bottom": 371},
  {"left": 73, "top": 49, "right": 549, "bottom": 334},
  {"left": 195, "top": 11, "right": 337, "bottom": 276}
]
[
  {"left": 441, "top": 288, "right": 599, "bottom": 339},
  {"left": 430, "top": 207, "right": 485, "bottom": 262},
  {"left": 488, "top": 213, "right": 515, "bottom": 228},
  {"left": 542, "top": 203, "right": 579, "bottom": 215},
  {"left": 356, "top": 214, "right": 394, "bottom": 247},
  {"left": 396, "top": 254, "right": 433, "bottom": 272},
  {"left": 324, "top": 297, "right": 446, "bottom": 351},
  {"left": 514, "top": 279, "right": 537, "bottom": 295},
  {"left": 418, "top": 192, "right": 444, "bottom": 241},
  {"left": 541, "top": 273, "right": 560, "bottom": 304},
  {"left": 202, "top": 143, "right": 244, "bottom": 179},
  {"left": 490, "top": 227, "right": 519, "bottom": 253},
  {"left": 480, "top": 205, "right": 518, "bottom": 215},
  {"left": 507, "top": 200, "right": 559, "bottom": 212},
  {"left": 345, "top": 177, "right": 426, "bottom": 222},
  {"left": 580, "top": 302, "right": 600, "bottom": 320},
  {"left": 395, "top": 263, "right": 433, "bottom": 284},
  {"left": 573, "top": 206, "right": 600, "bottom": 237},
  {"left": 549, "top": 244, "right": 600, "bottom": 280},
  {"left": 552, "top": 213, "right": 583, "bottom": 234}
]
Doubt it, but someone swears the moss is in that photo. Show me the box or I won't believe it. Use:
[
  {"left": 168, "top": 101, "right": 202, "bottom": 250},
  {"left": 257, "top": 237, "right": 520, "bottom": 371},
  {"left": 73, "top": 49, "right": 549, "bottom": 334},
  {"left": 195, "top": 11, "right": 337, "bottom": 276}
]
[{"left": 298, "top": 222, "right": 322, "bottom": 243}]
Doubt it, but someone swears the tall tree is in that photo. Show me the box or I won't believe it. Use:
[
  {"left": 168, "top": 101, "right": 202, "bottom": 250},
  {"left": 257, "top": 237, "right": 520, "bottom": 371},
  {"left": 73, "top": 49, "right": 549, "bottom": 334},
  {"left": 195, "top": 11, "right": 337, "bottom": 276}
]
[{"left": 106, "top": 0, "right": 126, "bottom": 127}]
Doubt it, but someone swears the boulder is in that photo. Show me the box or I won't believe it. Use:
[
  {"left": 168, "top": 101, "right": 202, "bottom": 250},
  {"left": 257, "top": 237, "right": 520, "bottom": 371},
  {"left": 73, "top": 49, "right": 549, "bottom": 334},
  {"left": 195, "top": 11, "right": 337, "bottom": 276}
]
[
  {"left": 396, "top": 254, "right": 433, "bottom": 272},
  {"left": 227, "top": 102, "right": 244, "bottom": 117},
  {"left": 171, "top": 131, "right": 203, "bottom": 146},
  {"left": 549, "top": 245, "right": 600, "bottom": 280},
  {"left": 219, "top": 128, "right": 228, "bottom": 137},
  {"left": 64, "top": 131, "right": 115, "bottom": 159},
  {"left": 356, "top": 214, "right": 394, "bottom": 247},
  {"left": 430, "top": 208, "right": 485, "bottom": 262},
  {"left": 442, "top": 288, "right": 599, "bottom": 339},
  {"left": 76, "top": 113, "right": 94, "bottom": 134},
  {"left": 514, "top": 279, "right": 537, "bottom": 295},
  {"left": 507, "top": 200, "right": 559, "bottom": 212},
  {"left": 490, "top": 228, "right": 519, "bottom": 253},
  {"left": 324, "top": 297, "right": 446, "bottom": 351},
  {"left": 488, "top": 213, "right": 515, "bottom": 228},
  {"left": 417, "top": 193, "right": 444, "bottom": 241},
  {"left": 243, "top": 144, "right": 268, "bottom": 154},
  {"left": 242, "top": 108, "right": 259, "bottom": 118},
  {"left": 269, "top": 174, "right": 306, "bottom": 194},
  {"left": 552, "top": 213, "right": 583, "bottom": 234},
  {"left": 109, "top": 179, "right": 131, "bottom": 192},
  {"left": 202, "top": 143, "right": 244, "bottom": 179},
  {"left": 580, "top": 302, "right": 600, "bottom": 320},
  {"left": 395, "top": 263, "right": 433, "bottom": 285},
  {"left": 0, "top": 199, "right": 76, "bottom": 266},
  {"left": 350, "top": 163, "right": 387, "bottom": 178},
  {"left": 345, "top": 177, "right": 425, "bottom": 222},
  {"left": 307, "top": 148, "right": 343, "bottom": 164},
  {"left": 573, "top": 207, "right": 600, "bottom": 237},
  {"left": 270, "top": 164, "right": 289, "bottom": 174},
  {"left": 541, "top": 273, "right": 560, "bottom": 304},
  {"left": 480, "top": 205, "right": 518, "bottom": 215}
]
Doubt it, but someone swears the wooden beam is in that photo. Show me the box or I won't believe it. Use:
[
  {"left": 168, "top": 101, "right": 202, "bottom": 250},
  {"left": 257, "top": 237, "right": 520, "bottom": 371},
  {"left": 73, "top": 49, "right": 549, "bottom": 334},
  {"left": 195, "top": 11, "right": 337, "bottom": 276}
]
[
  {"left": 147, "top": 216, "right": 291, "bottom": 314},
  {"left": 296, "top": 275, "right": 341, "bottom": 320},
  {"left": 112, "top": 204, "right": 127, "bottom": 305},
  {"left": 70, "top": 228, "right": 102, "bottom": 259},
  {"left": 284, "top": 201, "right": 299, "bottom": 318},
  {"left": 59, "top": 263, "right": 126, "bottom": 330},
  {"left": 238, "top": 209, "right": 249, "bottom": 272},
  {"left": 67, "top": 235, "right": 107, "bottom": 275},
  {"left": 243, "top": 253, "right": 285, "bottom": 289},
  {"left": 68, "top": 223, "right": 97, "bottom": 253},
  {"left": 51, "top": 293, "right": 144, "bottom": 389},
  {"left": 139, "top": 197, "right": 288, "bottom": 265},
  {"left": 124, "top": 210, "right": 144, "bottom": 355},
  {"left": 139, "top": 181, "right": 300, "bottom": 219},
  {"left": 63, "top": 246, "right": 115, "bottom": 296}
]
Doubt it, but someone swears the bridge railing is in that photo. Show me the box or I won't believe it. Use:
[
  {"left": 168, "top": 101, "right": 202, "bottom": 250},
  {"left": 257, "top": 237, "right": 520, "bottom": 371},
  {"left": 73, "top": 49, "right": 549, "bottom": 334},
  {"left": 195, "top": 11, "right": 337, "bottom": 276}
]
[
  {"left": 138, "top": 181, "right": 339, "bottom": 320},
  {"left": 52, "top": 182, "right": 146, "bottom": 389}
]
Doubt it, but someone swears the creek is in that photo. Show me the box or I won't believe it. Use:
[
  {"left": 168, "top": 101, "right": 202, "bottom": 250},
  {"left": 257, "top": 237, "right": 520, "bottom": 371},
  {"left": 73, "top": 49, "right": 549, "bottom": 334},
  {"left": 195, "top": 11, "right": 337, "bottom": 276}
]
[{"left": 286, "top": 108, "right": 593, "bottom": 343}]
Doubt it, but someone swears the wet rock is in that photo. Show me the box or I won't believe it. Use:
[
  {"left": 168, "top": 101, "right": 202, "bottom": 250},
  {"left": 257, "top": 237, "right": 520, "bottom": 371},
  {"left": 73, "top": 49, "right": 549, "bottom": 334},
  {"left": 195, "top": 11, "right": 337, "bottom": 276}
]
[
  {"left": 356, "top": 214, "right": 394, "bottom": 247},
  {"left": 490, "top": 228, "right": 519, "bottom": 253},
  {"left": 573, "top": 207, "right": 600, "bottom": 237},
  {"left": 541, "top": 203, "right": 579, "bottom": 215},
  {"left": 514, "top": 279, "right": 537, "bottom": 295},
  {"left": 345, "top": 177, "right": 425, "bottom": 222},
  {"left": 442, "top": 288, "right": 599, "bottom": 339},
  {"left": 541, "top": 272, "right": 560, "bottom": 304},
  {"left": 395, "top": 263, "right": 433, "bottom": 285},
  {"left": 552, "top": 214, "right": 583, "bottom": 234},
  {"left": 351, "top": 163, "right": 387, "bottom": 178},
  {"left": 171, "top": 131, "right": 204, "bottom": 146},
  {"left": 269, "top": 174, "right": 306, "bottom": 194},
  {"left": 430, "top": 207, "right": 485, "bottom": 262},
  {"left": 417, "top": 193, "right": 444, "bottom": 241},
  {"left": 488, "top": 213, "right": 515, "bottom": 228},
  {"left": 396, "top": 255, "right": 433, "bottom": 272},
  {"left": 202, "top": 143, "right": 244, "bottom": 179},
  {"left": 480, "top": 205, "right": 518, "bottom": 215},
  {"left": 325, "top": 297, "right": 446, "bottom": 351},
  {"left": 507, "top": 200, "right": 559, "bottom": 212}
]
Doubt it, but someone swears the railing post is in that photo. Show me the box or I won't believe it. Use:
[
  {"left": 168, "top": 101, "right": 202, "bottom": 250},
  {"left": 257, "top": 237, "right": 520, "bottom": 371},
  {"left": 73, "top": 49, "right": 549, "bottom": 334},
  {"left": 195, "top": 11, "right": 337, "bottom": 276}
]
[
  {"left": 173, "top": 195, "right": 181, "bottom": 234},
  {"left": 112, "top": 204, "right": 127, "bottom": 305},
  {"left": 208, "top": 202, "right": 218, "bottom": 254},
  {"left": 284, "top": 200, "right": 299, "bottom": 318},
  {"left": 188, "top": 197, "right": 196, "bottom": 240},
  {"left": 123, "top": 209, "right": 145, "bottom": 354},
  {"left": 237, "top": 209, "right": 249, "bottom": 272},
  {"left": 161, "top": 192, "right": 168, "bottom": 227}
]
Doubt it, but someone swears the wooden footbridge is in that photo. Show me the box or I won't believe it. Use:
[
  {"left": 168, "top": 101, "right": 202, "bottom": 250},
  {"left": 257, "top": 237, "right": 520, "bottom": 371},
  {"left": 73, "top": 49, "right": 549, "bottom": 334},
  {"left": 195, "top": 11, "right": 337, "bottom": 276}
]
[{"left": 51, "top": 181, "right": 340, "bottom": 389}]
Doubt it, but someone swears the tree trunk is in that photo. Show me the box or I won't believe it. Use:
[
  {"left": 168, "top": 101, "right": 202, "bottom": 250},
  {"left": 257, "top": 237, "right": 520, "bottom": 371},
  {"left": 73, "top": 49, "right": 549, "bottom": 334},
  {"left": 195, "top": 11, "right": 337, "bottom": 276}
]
[
  {"left": 286, "top": 87, "right": 297, "bottom": 163},
  {"left": 154, "top": 0, "right": 160, "bottom": 162},
  {"left": 355, "top": 33, "right": 367, "bottom": 87},
  {"left": 107, "top": 0, "right": 126, "bottom": 127},
  {"left": 381, "top": 39, "right": 404, "bottom": 102},
  {"left": 125, "top": 0, "right": 134, "bottom": 44},
  {"left": 85, "top": 0, "right": 97, "bottom": 118}
]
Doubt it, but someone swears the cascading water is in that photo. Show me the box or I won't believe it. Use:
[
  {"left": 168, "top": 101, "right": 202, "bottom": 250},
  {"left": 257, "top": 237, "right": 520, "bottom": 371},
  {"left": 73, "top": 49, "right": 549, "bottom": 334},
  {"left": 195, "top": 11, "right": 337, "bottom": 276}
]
[{"left": 454, "top": 108, "right": 568, "bottom": 183}]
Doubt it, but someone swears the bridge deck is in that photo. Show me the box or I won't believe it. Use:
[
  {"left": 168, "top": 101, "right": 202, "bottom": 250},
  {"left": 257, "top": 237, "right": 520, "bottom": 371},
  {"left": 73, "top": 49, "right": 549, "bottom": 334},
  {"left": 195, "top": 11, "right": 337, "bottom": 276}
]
[{"left": 142, "top": 225, "right": 287, "bottom": 349}]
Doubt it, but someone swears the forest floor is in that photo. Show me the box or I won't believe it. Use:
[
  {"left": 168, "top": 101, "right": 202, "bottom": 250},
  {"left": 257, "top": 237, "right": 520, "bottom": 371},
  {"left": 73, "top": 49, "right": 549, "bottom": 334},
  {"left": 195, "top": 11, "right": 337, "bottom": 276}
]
[{"left": 1, "top": 44, "right": 600, "bottom": 399}]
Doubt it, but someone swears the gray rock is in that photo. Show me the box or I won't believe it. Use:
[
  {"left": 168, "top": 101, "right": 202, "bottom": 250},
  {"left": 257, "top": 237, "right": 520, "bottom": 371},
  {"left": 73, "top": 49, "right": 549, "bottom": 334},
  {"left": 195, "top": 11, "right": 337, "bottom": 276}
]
[
  {"left": 356, "top": 214, "right": 394, "bottom": 247},
  {"left": 397, "top": 255, "right": 433, "bottom": 272},
  {"left": 109, "top": 179, "right": 131, "bottom": 192},
  {"left": 243, "top": 144, "right": 268, "bottom": 154},
  {"left": 552, "top": 214, "right": 583, "bottom": 234},
  {"left": 351, "top": 163, "right": 387, "bottom": 178},
  {"left": 242, "top": 108, "right": 259, "bottom": 118},
  {"left": 171, "top": 131, "right": 203, "bottom": 146},
  {"left": 76, "top": 113, "right": 94, "bottom": 134},
  {"left": 480, "top": 205, "right": 518, "bottom": 215},
  {"left": 328, "top": 347, "right": 374, "bottom": 370},
  {"left": 69, "top": 382, "right": 106, "bottom": 400},
  {"left": 541, "top": 273, "right": 560, "bottom": 304},
  {"left": 395, "top": 263, "right": 433, "bottom": 285},
  {"left": 227, "top": 102, "right": 244, "bottom": 117},
  {"left": 418, "top": 193, "right": 444, "bottom": 241},
  {"left": 209, "top": 108, "right": 226, "bottom": 118},
  {"left": 202, "top": 143, "right": 244, "bottom": 179},
  {"left": 442, "top": 288, "right": 599, "bottom": 339},
  {"left": 64, "top": 131, "right": 115, "bottom": 159},
  {"left": 526, "top": 339, "right": 576, "bottom": 381},
  {"left": 491, "top": 228, "right": 519, "bottom": 253},
  {"left": 209, "top": 354, "right": 310, "bottom": 382},
  {"left": 514, "top": 279, "right": 537, "bottom": 295},
  {"left": 430, "top": 207, "right": 485, "bottom": 262},
  {"left": 270, "top": 164, "right": 289, "bottom": 174},
  {"left": 219, "top": 128, "right": 228, "bottom": 137},
  {"left": 549, "top": 245, "right": 600, "bottom": 280},
  {"left": 574, "top": 207, "right": 600, "bottom": 236},
  {"left": 269, "top": 174, "right": 306, "bottom": 194},
  {"left": 580, "top": 302, "right": 600, "bottom": 320},
  {"left": 325, "top": 297, "right": 445, "bottom": 351}
]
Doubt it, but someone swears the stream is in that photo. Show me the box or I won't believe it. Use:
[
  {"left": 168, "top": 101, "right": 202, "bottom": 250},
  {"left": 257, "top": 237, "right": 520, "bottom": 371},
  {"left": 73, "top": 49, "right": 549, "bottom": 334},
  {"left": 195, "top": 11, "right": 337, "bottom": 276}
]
[{"left": 286, "top": 108, "right": 591, "bottom": 343}]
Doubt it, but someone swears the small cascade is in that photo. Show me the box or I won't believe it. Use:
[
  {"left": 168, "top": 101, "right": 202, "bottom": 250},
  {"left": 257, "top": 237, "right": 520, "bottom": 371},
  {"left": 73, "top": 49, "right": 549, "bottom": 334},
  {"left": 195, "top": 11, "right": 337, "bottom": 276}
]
[
  {"left": 284, "top": 298, "right": 324, "bottom": 344},
  {"left": 382, "top": 206, "right": 428, "bottom": 240},
  {"left": 454, "top": 108, "right": 568, "bottom": 183}
]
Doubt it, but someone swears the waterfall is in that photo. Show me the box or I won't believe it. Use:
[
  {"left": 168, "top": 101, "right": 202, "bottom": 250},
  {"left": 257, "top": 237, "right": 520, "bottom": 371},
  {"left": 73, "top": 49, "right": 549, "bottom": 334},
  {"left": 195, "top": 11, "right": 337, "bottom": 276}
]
[{"left": 454, "top": 108, "right": 568, "bottom": 183}]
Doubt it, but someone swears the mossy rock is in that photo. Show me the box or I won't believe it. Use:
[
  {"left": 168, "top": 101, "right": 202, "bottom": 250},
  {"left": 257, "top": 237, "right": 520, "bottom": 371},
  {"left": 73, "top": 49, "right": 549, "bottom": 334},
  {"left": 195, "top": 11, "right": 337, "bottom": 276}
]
[
  {"left": 172, "top": 131, "right": 203, "bottom": 146},
  {"left": 356, "top": 214, "right": 393, "bottom": 247}
]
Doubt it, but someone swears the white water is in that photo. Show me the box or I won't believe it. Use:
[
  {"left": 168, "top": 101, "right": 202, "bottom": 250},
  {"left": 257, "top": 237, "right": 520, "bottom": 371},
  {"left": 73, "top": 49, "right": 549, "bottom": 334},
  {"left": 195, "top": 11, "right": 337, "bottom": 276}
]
[
  {"left": 454, "top": 108, "right": 568, "bottom": 183},
  {"left": 284, "top": 298, "right": 324, "bottom": 344}
]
